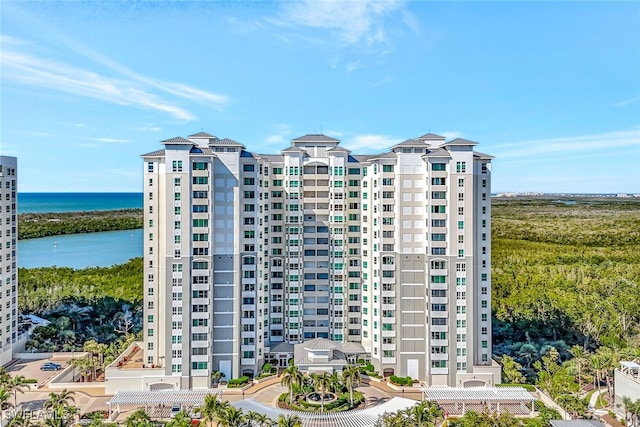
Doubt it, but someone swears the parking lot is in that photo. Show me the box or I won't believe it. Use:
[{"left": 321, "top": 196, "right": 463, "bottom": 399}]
[{"left": 6, "top": 357, "right": 66, "bottom": 386}]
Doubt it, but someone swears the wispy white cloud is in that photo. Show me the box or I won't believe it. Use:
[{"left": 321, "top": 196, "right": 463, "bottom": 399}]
[
  {"left": 614, "top": 97, "right": 640, "bottom": 107},
  {"left": 91, "top": 137, "right": 129, "bottom": 144},
  {"left": 28, "top": 131, "right": 53, "bottom": 138},
  {"left": 265, "top": 124, "right": 294, "bottom": 144},
  {"left": 0, "top": 35, "right": 230, "bottom": 121},
  {"left": 343, "top": 134, "right": 404, "bottom": 152},
  {"left": 282, "top": 0, "right": 407, "bottom": 47},
  {"left": 441, "top": 131, "right": 463, "bottom": 140},
  {"left": 494, "top": 129, "right": 640, "bottom": 160},
  {"left": 133, "top": 126, "right": 163, "bottom": 132},
  {"left": 268, "top": 0, "right": 414, "bottom": 70}
]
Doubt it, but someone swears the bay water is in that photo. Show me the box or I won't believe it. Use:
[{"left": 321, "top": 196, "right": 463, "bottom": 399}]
[{"left": 18, "top": 193, "right": 144, "bottom": 269}]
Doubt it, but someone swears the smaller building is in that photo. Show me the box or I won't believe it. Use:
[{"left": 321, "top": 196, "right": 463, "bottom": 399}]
[
  {"left": 550, "top": 420, "right": 606, "bottom": 427},
  {"left": 293, "top": 338, "right": 365, "bottom": 374},
  {"left": 614, "top": 361, "right": 640, "bottom": 421}
]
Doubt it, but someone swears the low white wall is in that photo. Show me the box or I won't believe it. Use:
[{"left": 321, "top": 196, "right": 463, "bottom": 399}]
[{"left": 14, "top": 352, "right": 51, "bottom": 360}]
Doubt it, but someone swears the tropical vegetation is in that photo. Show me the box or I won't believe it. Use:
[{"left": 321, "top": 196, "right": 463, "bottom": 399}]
[
  {"left": 279, "top": 365, "right": 364, "bottom": 412},
  {"left": 18, "top": 209, "right": 142, "bottom": 240},
  {"left": 493, "top": 198, "right": 640, "bottom": 416},
  {"left": 373, "top": 400, "right": 444, "bottom": 427}
]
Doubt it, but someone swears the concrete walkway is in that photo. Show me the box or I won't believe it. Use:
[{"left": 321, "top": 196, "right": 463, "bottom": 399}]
[{"left": 588, "top": 388, "right": 609, "bottom": 415}]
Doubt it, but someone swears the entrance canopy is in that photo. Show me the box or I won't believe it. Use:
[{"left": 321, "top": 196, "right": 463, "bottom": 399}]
[
  {"left": 233, "top": 397, "right": 418, "bottom": 427},
  {"left": 421, "top": 386, "right": 535, "bottom": 402},
  {"left": 108, "top": 389, "right": 222, "bottom": 406},
  {"left": 420, "top": 387, "right": 535, "bottom": 416}
]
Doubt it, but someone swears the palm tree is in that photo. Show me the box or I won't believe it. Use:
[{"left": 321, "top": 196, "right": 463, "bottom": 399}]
[
  {"left": 43, "top": 388, "right": 76, "bottom": 416},
  {"left": 312, "top": 372, "right": 332, "bottom": 412},
  {"left": 621, "top": 396, "right": 633, "bottom": 427},
  {"left": 281, "top": 365, "right": 304, "bottom": 405},
  {"left": 569, "top": 345, "right": 589, "bottom": 388},
  {"left": 402, "top": 401, "right": 444, "bottom": 427},
  {"left": 7, "top": 412, "right": 32, "bottom": 427},
  {"left": 216, "top": 405, "right": 245, "bottom": 427},
  {"left": 246, "top": 411, "right": 270, "bottom": 427},
  {"left": 166, "top": 411, "right": 192, "bottom": 427},
  {"left": 276, "top": 414, "right": 302, "bottom": 427},
  {"left": 196, "top": 393, "right": 225, "bottom": 427},
  {"left": 629, "top": 398, "right": 640, "bottom": 427},
  {"left": 0, "top": 368, "right": 11, "bottom": 387},
  {"left": 211, "top": 370, "right": 225, "bottom": 387},
  {"left": 124, "top": 408, "right": 153, "bottom": 427},
  {"left": 590, "top": 354, "right": 607, "bottom": 391},
  {"left": 342, "top": 365, "right": 362, "bottom": 407},
  {"left": 0, "top": 388, "right": 14, "bottom": 422},
  {"left": 7, "top": 375, "right": 28, "bottom": 409}
]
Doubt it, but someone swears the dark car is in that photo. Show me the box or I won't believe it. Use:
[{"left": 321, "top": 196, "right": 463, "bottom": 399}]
[{"left": 40, "top": 362, "right": 62, "bottom": 371}]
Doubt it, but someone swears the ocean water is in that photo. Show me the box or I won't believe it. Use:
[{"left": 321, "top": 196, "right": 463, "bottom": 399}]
[
  {"left": 18, "top": 193, "right": 143, "bottom": 268},
  {"left": 19, "top": 229, "right": 143, "bottom": 269},
  {"left": 18, "top": 192, "right": 143, "bottom": 214}
]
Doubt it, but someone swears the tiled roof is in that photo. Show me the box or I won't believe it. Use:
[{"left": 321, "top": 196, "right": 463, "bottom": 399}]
[
  {"left": 188, "top": 131, "right": 217, "bottom": 139},
  {"left": 303, "top": 338, "right": 339, "bottom": 350},
  {"left": 161, "top": 136, "right": 192, "bottom": 144},
  {"left": 417, "top": 133, "right": 446, "bottom": 140},
  {"left": 191, "top": 147, "right": 216, "bottom": 155},
  {"left": 295, "top": 354, "right": 346, "bottom": 366},
  {"left": 473, "top": 151, "right": 495, "bottom": 160},
  {"left": 353, "top": 152, "right": 397, "bottom": 162},
  {"left": 212, "top": 138, "right": 245, "bottom": 147},
  {"left": 339, "top": 341, "right": 365, "bottom": 354},
  {"left": 443, "top": 138, "right": 479, "bottom": 146},
  {"left": 141, "top": 149, "right": 166, "bottom": 157},
  {"left": 424, "top": 147, "right": 451, "bottom": 158},
  {"left": 256, "top": 154, "right": 284, "bottom": 162},
  {"left": 269, "top": 342, "right": 294, "bottom": 353},
  {"left": 292, "top": 134, "right": 340, "bottom": 143},
  {"left": 281, "top": 145, "right": 308, "bottom": 153},
  {"left": 327, "top": 146, "right": 351, "bottom": 153},
  {"left": 391, "top": 139, "right": 430, "bottom": 149}
]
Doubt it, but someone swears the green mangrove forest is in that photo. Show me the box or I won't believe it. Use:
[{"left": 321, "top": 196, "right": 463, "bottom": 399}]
[
  {"left": 17, "top": 198, "right": 640, "bottom": 374},
  {"left": 18, "top": 209, "right": 143, "bottom": 240}
]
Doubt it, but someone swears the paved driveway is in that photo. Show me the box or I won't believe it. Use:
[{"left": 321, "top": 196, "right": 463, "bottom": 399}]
[{"left": 6, "top": 358, "right": 65, "bottom": 386}]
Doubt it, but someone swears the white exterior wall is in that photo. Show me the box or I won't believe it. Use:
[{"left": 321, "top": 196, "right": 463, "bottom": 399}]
[
  {"left": 0, "top": 157, "right": 17, "bottom": 367},
  {"left": 126, "top": 132, "right": 498, "bottom": 391}
]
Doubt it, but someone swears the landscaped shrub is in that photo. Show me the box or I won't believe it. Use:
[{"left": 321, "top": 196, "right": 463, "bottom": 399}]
[
  {"left": 227, "top": 375, "right": 250, "bottom": 387},
  {"left": 389, "top": 375, "right": 413, "bottom": 386}
]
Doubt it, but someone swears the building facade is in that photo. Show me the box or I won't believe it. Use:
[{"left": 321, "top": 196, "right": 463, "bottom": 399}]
[
  {"left": 139, "top": 132, "right": 499, "bottom": 390},
  {"left": 0, "top": 156, "right": 18, "bottom": 366}
]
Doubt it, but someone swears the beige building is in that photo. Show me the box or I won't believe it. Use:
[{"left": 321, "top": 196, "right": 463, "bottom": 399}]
[
  {"left": 123, "top": 132, "right": 499, "bottom": 391},
  {"left": 0, "top": 156, "right": 18, "bottom": 366}
]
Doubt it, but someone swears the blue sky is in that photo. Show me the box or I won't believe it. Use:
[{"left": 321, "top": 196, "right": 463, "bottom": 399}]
[{"left": 1, "top": 1, "right": 639, "bottom": 193}]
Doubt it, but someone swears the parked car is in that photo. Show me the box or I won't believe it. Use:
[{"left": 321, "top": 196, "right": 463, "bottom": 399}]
[
  {"left": 170, "top": 403, "right": 181, "bottom": 418},
  {"left": 40, "top": 362, "right": 62, "bottom": 371},
  {"left": 189, "top": 407, "right": 201, "bottom": 419}
]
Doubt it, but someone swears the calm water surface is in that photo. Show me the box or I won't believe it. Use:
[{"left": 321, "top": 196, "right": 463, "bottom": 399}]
[
  {"left": 19, "top": 229, "right": 143, "bottom": 269},
  {"left": 18, "top": 192, "right": 143, "bottom": 214}
]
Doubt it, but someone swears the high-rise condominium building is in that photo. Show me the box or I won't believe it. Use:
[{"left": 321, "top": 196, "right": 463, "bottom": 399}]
[
  {"left": 141, "top": 132, "right": 500, "bottom": 390},
  {"left": 0, "top": 156, "right": 18, "bottom": 366}
]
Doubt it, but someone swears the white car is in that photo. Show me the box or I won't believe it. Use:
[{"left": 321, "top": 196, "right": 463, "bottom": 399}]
[{"left": 170, "top": 403, "right": 181, "bottom": 418}]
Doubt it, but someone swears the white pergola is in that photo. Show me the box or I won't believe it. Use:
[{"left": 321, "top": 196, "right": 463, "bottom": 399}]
[
  {"left": 232, "top": 397, "right": 419, "bottom": 427},
  {"left": 420, "top": 387, "right": 536, "bottom": 416},
  {"left": 107, "top": 389, "right": 223, "bottom": 417}
]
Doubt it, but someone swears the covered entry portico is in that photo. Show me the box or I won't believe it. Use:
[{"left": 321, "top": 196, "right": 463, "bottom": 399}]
[
  {"left": 107, "top": 389, "right": 222, "bottom": 420},
  {"left": 420, "top": 387, "right": 536, "bottom": 416}
]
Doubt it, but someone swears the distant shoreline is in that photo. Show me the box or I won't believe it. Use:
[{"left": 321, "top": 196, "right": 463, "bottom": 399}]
[{"left": 18, "top": 208, "right": 143, "bottom": 240}]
